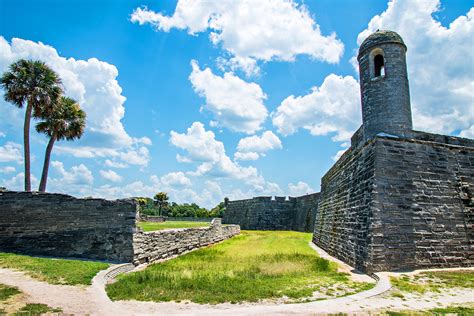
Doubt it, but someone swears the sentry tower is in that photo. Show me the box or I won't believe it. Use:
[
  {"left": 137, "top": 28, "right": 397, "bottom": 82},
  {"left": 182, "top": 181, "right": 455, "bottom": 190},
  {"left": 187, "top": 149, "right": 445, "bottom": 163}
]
[{"left": 357, "top": 30, "right": 413, "bottom": 141}]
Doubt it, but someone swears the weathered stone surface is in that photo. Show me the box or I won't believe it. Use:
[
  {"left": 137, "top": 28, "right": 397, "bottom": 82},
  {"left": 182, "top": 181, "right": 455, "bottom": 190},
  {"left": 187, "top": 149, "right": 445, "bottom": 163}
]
[
  {"left": 313, "top": 134, "right": 473, "bottom": 273},
  {"left": 133, "top": 218, "right": 240, "bottom": 265},
  {"left": 0, "top": 191, "right": 138, "bottom": 262},
  {"left": 222, "top": 194, "right": 319, "bottom": 232}
]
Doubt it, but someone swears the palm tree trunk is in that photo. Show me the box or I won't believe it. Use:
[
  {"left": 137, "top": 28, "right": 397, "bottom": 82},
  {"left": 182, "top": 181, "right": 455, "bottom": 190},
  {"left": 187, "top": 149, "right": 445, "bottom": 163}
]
[
  {"left": 23, "top": 102, "right": 33, "bottom": 192},
  {"left": 38, "top": 133, "right": 56, "bottom": 192}
]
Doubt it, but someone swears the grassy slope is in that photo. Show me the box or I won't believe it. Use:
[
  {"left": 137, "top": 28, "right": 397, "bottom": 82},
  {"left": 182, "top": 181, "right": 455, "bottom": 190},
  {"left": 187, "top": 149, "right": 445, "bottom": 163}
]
[
  {"left": 0, "top": 253, "right": 109, "bottom": 285},
  {"left": 107, "top": 230, "right": 373, "bottom": 304},
  {"left": 138, "top": 221, "right": 209, "bottom": 231},
  {"left": 390, "top": 270, "right": 474, "bottom": 294}
]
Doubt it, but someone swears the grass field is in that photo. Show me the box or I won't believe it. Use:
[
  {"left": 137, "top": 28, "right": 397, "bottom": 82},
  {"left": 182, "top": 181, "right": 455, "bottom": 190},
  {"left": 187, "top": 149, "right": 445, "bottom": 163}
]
[
  {"left": 107, "top": 230, "right": 373, "bottom": 304},
  {"left": 390, "top": 270, "right": 474, "bottom": 294},
  {"left": 383, "top": 303, "right": 474, "bottom": 315},
  {"left": 138, "top": 220, "right": 210, "bottom": 231},
  {"left": 0, "top": 252, "right": 109, "bottom": 285}
]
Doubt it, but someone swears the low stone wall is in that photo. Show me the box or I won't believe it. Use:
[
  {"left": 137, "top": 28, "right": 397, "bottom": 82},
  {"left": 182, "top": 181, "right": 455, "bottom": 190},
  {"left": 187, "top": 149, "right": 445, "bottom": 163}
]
[
  {"left": 141, "top": 215, "right": 166, "bottom": 222},
  {"left": 223, "top": 194, "right": 319, "bottom": 232},
  {"left": 0, "top": 191, "right": 137, "bottom": 262},
  {"left": 167, "top": 217, "right": 214, "bottom": 222},
  {"left": 132, "top": 218, "right": 240, "bottom": 265}
]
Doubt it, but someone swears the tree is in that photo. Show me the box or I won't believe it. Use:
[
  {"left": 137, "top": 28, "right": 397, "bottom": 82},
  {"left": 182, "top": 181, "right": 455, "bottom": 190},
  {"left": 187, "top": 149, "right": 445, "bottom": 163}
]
[
  {"left": 0, "top": 59, "right": 62, "bottom": 191},
  {"left": 153, "top": 192, "right": 169, "bottom": 216},
  {"left": 36, "top": 96, "right": 86, "bottom": 192}
]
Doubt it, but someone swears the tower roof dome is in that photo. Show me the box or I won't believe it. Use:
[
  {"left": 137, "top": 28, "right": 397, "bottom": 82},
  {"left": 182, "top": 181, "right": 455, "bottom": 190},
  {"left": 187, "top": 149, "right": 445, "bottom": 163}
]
[{"left": 358, "top": 30, "right": 406, "bottom": 59}]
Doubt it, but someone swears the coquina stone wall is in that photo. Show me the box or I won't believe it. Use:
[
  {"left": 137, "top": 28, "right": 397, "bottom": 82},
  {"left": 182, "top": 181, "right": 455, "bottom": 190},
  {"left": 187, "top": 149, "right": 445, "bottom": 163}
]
[
  {"left": 133, "top": 218, "right": 240, "bottom": 265},
  {"left": 223, "top": 194, "right": 319, "bottom": 232},
  {"left": 0, "top": 191, "right": 137, "bottom": 262},
  {"left": 313, "top": 133, "right": 473, "bottom": 273}
]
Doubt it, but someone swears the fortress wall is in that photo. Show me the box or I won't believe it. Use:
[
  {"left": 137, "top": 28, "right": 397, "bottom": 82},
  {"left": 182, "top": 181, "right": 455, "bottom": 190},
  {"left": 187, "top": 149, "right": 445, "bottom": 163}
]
[
  {"left": 223, "top": 194, "right": 319, "bottom": 232},
  {"left": 371, "top": 136, "right": 473, "bottom": 271},
  {"left": 313, "top": 135, "right": 473, "bottom": 273},
  {"left": 133, "top": 218, "right": 240, "bottom": 265},
  {"left": 0, "top": 191, "right": 137, "bottom": 262},
  {"left": 312, "top": 141, "right": 377, "bottom": 272},
  {"left": 293, "top": 193, "right": 320, "bottom": 232}
]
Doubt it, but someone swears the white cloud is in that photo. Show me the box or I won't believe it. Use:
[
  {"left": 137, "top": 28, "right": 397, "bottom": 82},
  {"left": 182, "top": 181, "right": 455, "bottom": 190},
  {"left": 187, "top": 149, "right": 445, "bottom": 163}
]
[
  {"left": 272, "top": 74, "right": 360, "bottom": 142},
  {"left": 288, "top": 181, "right": 314, "bottom": 196},
  {"left": 0, "top": 142, "right": 23, "bottom": 163},
  {"left": 0, "top": 132, "right": 5, "bottom": 137},
  {"left": 170, "top": 122, "right": 274, "bottom": 190},
  {"left": 99, "top": 169, "right": 123, "bottom": 183},
  {"left": 170, "top": 121, "right": 226, "bottom": 163},
  {"left": 0, "top": 37, "right": 151, "bottom": 165},
  {"left": 1, "top": 172, "right": 38, "bottom": 191},
  {"left": 189, "top": 60, "right": 268, "bottom": 134},
  {"left": 0, "top": 166, "right": 16, "bottom": 174},
  {"left": 104, "top": 159, "right": 128, "bottom": 169},
  {"left": 273, "top": 0, "right": 474, "bottom": 146},
  {"left": 160, "top": 171, "right": 192, "bottom": 188},
  {"left": 356, "top": 0, "right": 474, "bottom": 137},
  {"left": 118, "top": 146, "right": 150, "bottom": 167},
  {"left": 459, "top": 125, "right": 474, "bottom": 139},
  {"left": 131, "top": 0, "right": 344, "bottom": 75},
  {"left": 235, "top": 131, "right": 282, "bottom": 160},
  {"left": 234, "top": 152, "right": 259, "bottom": 161},
  {"left": 50, "top": 161, "right": 93, "bottom": 186}
]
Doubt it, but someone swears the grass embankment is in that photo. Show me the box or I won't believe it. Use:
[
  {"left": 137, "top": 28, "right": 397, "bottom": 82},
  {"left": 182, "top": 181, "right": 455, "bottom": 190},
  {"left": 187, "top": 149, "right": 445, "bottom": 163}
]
[
  {"left": 0, "top": 252, "right": 109, "bottom": 285},
  {"left": 384, "top": 303, "right": 474, "bottom": 316},
  {"left": 390, "top": 270, "right": 474, "bottom": 295},
  {"left": 107, "top": 230, "right": 373, "bottom": 304},
  {"left": 138, "top": 220, "right": 210, "bottom": 231}
]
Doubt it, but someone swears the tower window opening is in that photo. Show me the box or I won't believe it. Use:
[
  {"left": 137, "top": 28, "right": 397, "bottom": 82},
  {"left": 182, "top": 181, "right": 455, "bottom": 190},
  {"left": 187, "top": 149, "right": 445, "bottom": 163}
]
[{"left": 374, "top": 54, "right": 385, "bottom": 77}]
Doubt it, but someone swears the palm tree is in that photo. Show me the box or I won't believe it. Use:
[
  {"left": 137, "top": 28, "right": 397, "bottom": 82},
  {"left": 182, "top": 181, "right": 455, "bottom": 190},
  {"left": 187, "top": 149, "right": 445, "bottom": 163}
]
[
  {"left": 154, "top": 192, "right": 170, "bottom": 216},
  {"left": 0, "top": 59, "right": 62, "bottom": 191},
  {"left": 36, "top": 96, "right": 86, "bottom": 192}
]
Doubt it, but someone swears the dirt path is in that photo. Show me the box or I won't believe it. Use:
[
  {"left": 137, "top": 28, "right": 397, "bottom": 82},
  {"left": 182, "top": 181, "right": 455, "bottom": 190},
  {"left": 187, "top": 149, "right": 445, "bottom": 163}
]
[{"left": 1, "top": 266, "right": 473, "bottom": 315}]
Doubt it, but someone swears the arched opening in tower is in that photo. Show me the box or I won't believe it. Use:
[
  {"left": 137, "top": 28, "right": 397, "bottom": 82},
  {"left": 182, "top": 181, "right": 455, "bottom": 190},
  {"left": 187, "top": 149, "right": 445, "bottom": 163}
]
[{"left": 374, "top": 54, "right": 385, "bottom": 77}]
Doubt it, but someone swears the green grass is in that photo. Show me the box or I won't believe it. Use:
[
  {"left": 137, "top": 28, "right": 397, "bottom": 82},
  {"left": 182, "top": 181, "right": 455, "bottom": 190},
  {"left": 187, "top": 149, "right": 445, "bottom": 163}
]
[
  {"left": 0, "top": 253, "right": 109, "bottom": 285},
  {"left": 384, "top": 303, "right": 474, "bottom": 315},
  {"left": 12, "top": 303, "right": 62, "bottom": 315},
  {"left": 107, "top": 230, "right": 373, "bottom": 304},
  {"left": 390, "top": 270, "right": 474, "bottom": 294},
  {"left": 0, "top": 284, "right": 21, "bottom": 302},
  {"left": 138, "top": 220, "right": 210, "bottom": 231}
]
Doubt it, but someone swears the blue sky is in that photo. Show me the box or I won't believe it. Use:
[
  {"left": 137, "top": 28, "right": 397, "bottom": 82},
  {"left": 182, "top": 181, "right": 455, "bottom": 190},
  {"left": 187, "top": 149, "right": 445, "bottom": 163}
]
[{"left": 0, "top": 0, "right": 473, "bottom": 208}]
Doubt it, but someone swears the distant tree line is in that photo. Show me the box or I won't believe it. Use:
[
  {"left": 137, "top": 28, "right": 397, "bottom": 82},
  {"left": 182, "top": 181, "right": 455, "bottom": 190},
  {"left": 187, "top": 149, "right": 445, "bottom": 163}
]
[{"left": 136, "top": 192, "right": 226, "bottom": 218}]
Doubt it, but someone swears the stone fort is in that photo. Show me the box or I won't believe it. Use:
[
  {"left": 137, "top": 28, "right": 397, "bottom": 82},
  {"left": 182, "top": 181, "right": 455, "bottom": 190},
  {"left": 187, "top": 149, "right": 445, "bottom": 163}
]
[{"left": 223, "top": 30, "right": 473, "bottom": 273}]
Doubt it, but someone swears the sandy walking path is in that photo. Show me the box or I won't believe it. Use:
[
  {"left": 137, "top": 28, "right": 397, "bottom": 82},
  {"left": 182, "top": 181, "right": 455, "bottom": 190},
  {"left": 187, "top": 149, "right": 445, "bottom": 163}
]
[{"left": 1, "top": 266, "right": 473, "bottom": 315}]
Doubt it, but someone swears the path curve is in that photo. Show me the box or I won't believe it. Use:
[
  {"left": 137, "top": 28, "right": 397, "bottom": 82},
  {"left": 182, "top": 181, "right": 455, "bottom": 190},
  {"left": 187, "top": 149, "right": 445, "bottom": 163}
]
[{"left": 2, "top": 266, "right": 474, "bottom": 315}]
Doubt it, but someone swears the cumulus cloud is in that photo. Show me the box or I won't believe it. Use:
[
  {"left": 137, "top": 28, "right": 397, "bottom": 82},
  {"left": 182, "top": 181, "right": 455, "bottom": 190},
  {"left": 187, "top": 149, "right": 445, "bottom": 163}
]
[
  {"left": 160, "top": 171, "right": 192, "bottom": 188},
  {"left": 273, "top": 0, "right": 474, "bottom": 145},
  {"left": 1, "top": 172, "right": 38, "bottom": 191},
  {"left": 272, "top": 74, "right": 360, "bottom": 142},
  {"left": 104, "top": 159, "right": 128, "bottom": 169},
  {"left": 0, "top": 142, "right": 23, "bottom": 163},
  {"left": 189, "top": 60, "right": 268, "bottom": 134},
  {"left": 99, "top": 169, "right": 123, "bottom": 183},
  {"left": 0, "top": 37, "right": 151, "bottom": 166},
  {"left": 235, "top": 131, "right": 282, "bottom": 160},
  {"left": 131, "top": 0, "right": 344, "bottom": 75},
  {"left": 288, "top": 181, "right": 314, "bottom": 196},
  {"left": 170, "top": 122, "right": 277, "bottom": 192},
  {"left": 50, "top": 161, "right": 93, "bottom": 186},
  {"left": 357, "top": 0, "right": 474, "bottom": 137}
]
